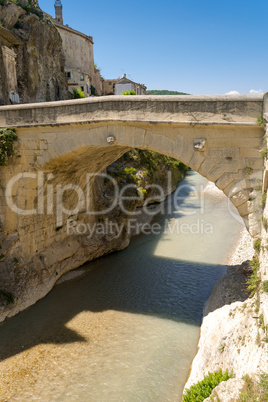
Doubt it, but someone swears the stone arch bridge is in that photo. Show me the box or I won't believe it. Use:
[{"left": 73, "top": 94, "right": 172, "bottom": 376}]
[{"left": 0, "top": 94, "right": 267, "bottom": 320}]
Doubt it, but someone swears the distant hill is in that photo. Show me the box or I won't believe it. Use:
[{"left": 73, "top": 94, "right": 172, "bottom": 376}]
[{"left": 146, "top": 90, "right": 190, "bottom": 95}]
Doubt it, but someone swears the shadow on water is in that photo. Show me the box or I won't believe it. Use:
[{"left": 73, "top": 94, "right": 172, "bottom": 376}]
[
  {"left": 0, "top": 255, "right": 227, "bottom": 362},
  {"left": 0, "top": 171, "right": 244, "bottom": 362}
]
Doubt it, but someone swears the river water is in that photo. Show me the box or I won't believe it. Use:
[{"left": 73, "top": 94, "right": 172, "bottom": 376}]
[{"left": 0, "top": 172, "right": 244, "bottom": 401}]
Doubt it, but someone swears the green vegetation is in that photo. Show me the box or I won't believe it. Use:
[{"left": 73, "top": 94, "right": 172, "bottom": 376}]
[
  {"left": 262, "top": 281, "right": 268, "bottom": 293},
  {"left": 121, "top": 90, "right": 136, "bottom": 95},
  {"left": 260, "top": 147, "right": 268, "bottom": 159},
  {"left": 113, "top": 149, "right": 188, "bottom": 181},
  {"left": 239, "top": 373, "right": 268, "bottom": 401},
  {"left": 218, "top": 343, "right": 226, "bottom": 352},
  {"left": 254, "top": 238, "right": 262, "bottom": 253},
  {"left": 108, "top": 149, "right": 189, "bottom": 212},
  {"left": 90, "top": 85, "right": 97, "bottom": 96},
  {"left": 94, "top": 64, "right": 104, "bottom": 79},
  {"left": 9, "top": 0, "right": 43, "bottom": 17},
  {"left": 0, "top": 128, "right": 17, "bottom": 166},
  {"left": 70, "top": 88, "right": 86, "bottom": 99},
  {"left": 246, "top": 256, "right": 261, "bottom": 297},
  {"left": 116, "top": 167, "right": 138, "bottom": 183},
  {"left": 257, "top": 113, "right": 266, "bottom": 127},
  {"left": 0, "top": 0, "right": 7, "bottom": 6},
  {"left": 244, "top": 167, "right": 253, "bottom": 175},
  {"left": 262, "top": 192, "right": 267, "bottom": 209},
  {"left": 0, "top": 289, "right": 14, "bottom": 305},
  {"left": 146, "top": 90, "right": 189, "bottom": 95},
  {"left": 259, "top": 314, "right": 266, "bottom": 331},
  {"left": 182, "top": 369, "right": 233, "bottom": 402}
]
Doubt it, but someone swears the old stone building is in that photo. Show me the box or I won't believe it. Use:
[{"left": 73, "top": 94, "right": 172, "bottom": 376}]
[
  {"left": 51, "top": 0, "right": 103, "bottom": 96},
  {"left": 103, "top": 75, "right": 147, "bottom": 96}
]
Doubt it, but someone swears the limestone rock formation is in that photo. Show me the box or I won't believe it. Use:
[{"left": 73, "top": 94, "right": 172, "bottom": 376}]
[
  {"left": 184, "top": 261, "right": 268, "bottom": 394},
  {"left": 0, "top": 2, "right": 26, "bottom": 29},
  {"left": 203, "top": 378, "right": 246, "bottom": 402},
  {"left": 0, "top": 44, "right": 9, "bottom": 105},
  {"left": 0, "top": 0, "right": 68, "bottom": 104}
]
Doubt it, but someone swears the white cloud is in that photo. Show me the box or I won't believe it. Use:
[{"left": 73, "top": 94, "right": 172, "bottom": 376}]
[
  {"left": 225, "top": 91, "right": 240, "bottom": 95},
  {"left": 249, "top": 89, "right": 264, "bottom": 94}
]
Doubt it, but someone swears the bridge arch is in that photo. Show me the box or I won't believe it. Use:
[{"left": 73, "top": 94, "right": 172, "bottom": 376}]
[
  {"left": 0, "top": 95, "right": 266, "bottom": 321},
  {"left": 31, "top": 119, "right": 263, "bottom": 237}
]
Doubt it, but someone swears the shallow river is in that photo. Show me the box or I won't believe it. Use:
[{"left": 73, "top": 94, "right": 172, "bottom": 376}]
[{"left": 0, "top": 172, "right": 244, "bottom": 401}]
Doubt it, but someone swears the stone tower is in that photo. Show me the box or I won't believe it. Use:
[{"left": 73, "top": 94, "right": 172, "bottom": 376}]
[{"left": 55, "top": 0, "right": 63, "bottom": 25}]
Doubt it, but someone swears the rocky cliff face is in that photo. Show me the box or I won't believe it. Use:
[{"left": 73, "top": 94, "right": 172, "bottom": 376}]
[
  {"left": 183, "top": 217, "right": 268, "bottom": 399},
  {"left": 0, "top": 0, "right": 68, "bottom": 104},
  {"left": 0, "top": 44, "right": 9, "bottom": 105}
]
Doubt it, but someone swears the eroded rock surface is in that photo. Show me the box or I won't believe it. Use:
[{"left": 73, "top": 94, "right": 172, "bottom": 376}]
[
  {"left": 184, "top": 258, "right": 268, "bottom": 396},
  {"left": 0, "top": 0, "right": 68, "bottom": 104},
  {"left": 203, "top": 378, "right": 246, "bottom": 402}
]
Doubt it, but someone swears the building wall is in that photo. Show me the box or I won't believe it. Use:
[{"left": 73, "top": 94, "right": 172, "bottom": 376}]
[
  {"left": 55, "top": 24, "right": 103, "bottom": 95},
  {"left": 66, "top": 68, "right": 91, "bottom": 96},
  {"left": 103, "top": 80, "right": 115, "bottom": 95},
  {"left": 115, "top": 82, "right": 135, "bottom": 95},
  {"left": 136, "top": 86, "right": 146, "bottom": 95},
  {"left": 92, "top": 69, "right": 103, "bottom": 95},
  {"left": 57, "top": 26, "right": 94, "bottom": 77}
]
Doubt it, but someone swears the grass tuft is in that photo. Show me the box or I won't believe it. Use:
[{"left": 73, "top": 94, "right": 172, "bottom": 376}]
[{"left": 182, "top": 369, "right": 233, "bottom": 402}]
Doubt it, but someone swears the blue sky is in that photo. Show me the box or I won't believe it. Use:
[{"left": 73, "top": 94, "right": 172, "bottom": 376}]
[{"left": 39, "top": 0, "right": 267, "bottom": 95}]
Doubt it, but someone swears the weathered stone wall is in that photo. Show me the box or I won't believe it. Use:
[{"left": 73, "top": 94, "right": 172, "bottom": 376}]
[
  {"left": 0, "top": 95, "right": 265, "bottom": 322},
  {"left": 55, "top": 24, "right": 95, "bottom": 89},
  {"left": 92, "top": 68, "right": 103, "bottom": 95},
  {"left": 2, "top": 45, "right": 18, "bottom": 93}
]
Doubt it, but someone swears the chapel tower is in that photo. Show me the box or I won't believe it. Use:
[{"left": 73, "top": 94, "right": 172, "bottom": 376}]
[{"left": 54, "top": 0, "right": 63, "bottom": 25}]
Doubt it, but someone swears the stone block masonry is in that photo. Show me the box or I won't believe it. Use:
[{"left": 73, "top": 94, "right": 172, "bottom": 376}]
[{"left": 0, "top": 94, "right": 266, "bottom": 322}]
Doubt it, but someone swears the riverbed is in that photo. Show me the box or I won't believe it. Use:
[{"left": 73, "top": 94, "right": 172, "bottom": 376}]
[{"left": 0, "top": 172, "right": 244, "bottom": 401}]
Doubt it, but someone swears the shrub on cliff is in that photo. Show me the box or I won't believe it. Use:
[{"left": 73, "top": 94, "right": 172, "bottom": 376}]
[
  {"left": 182, "top": 369, "right": 233, "bottom": 402},
  {"left": 246, "top": 256, "right": 261, "bottom": 297},
  {"left": 0, "top": 128, "right": 17, "bottom": 165}
]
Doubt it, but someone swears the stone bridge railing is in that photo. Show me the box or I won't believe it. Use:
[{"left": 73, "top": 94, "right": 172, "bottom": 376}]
[{"left": 0, "top": 94, "right": 264, "bottom": 128}]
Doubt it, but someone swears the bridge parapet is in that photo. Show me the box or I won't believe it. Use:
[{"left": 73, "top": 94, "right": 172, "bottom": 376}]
[{"left": 0, "top": 94, "right": 264, "bottom": 128}]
